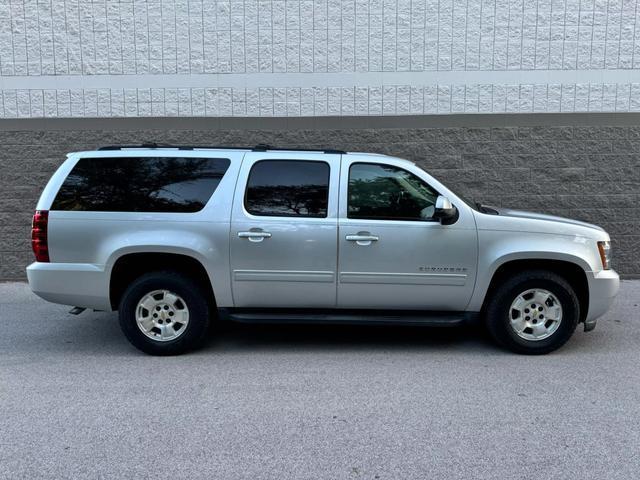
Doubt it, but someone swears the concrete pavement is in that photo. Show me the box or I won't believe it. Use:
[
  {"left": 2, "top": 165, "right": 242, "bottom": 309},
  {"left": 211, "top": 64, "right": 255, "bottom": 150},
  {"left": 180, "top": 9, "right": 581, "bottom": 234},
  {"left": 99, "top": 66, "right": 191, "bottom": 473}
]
[{"left": 1, "top": 281, "right": 639, "bottom": 479}]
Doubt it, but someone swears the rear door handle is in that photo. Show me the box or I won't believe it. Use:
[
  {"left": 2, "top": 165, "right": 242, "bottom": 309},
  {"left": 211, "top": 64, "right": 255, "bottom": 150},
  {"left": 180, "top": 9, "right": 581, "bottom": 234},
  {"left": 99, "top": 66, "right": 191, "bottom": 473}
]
[
  {"left": 238, "top": 231, "right": 272, "bottom": 242},
  {"left": 345, "top": 234, "right": 379, "bottom": 246}
]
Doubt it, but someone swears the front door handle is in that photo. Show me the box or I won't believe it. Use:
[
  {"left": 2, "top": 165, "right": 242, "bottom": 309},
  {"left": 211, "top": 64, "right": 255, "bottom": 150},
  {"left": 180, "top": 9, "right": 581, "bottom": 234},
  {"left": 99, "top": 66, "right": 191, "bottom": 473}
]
[
  {"left": 346, "top": 233, "right": 379, "bottom": 246},
  {"left": 238, "top": 231, "right": 272, "bottom": 242}
]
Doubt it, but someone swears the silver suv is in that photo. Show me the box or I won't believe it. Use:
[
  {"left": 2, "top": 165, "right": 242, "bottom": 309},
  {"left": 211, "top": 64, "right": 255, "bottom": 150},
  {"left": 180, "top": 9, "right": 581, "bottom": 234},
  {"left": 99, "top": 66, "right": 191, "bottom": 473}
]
[{"left": 27, "top": 144, "right": 619, "bottom": 355}]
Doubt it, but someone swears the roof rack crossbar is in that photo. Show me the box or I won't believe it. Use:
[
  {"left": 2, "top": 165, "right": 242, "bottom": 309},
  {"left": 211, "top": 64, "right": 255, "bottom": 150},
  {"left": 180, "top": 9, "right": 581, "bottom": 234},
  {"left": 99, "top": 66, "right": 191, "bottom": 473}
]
[{"left": 97, "top": 143, "right": 347, "bottom": 154}]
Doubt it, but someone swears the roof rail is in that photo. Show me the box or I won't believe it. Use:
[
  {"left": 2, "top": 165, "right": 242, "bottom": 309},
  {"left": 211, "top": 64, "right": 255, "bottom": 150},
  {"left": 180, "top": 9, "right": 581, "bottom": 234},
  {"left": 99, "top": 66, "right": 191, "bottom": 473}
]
[
  {"left": 97, "top": 143, "right": 346, "bottom": 154},
  {"left": 97, "top": 143, "right": 248, "bottom": 151},
  {"left": 252, "top": 144, "right": 346, "bottom": 154}
]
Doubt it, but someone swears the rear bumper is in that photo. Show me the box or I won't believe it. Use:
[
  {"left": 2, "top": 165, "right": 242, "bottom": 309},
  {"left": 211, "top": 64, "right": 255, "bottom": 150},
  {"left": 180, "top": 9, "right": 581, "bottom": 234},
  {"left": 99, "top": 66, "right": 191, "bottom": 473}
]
[
  {"left": 584, "top": 269, "right": 620, "bottom": 330},
  {"left": 26, "top": 262, "right": 112, "bottom": 311}
]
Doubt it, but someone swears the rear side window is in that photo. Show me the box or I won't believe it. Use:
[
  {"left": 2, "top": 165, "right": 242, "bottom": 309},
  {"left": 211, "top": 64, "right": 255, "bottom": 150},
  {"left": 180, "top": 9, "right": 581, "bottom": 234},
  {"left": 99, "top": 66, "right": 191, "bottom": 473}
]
[
  {"left": 245, "top": 160, "right": 330, "bottom": 217},
  {"left": 52, "top": 157, "right": 230, "bottom": 213}
]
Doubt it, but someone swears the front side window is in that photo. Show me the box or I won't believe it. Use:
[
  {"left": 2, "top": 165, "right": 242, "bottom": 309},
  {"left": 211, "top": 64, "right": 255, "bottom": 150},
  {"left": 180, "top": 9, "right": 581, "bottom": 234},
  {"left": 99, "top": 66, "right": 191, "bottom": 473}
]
[
  {"left": 348, "top": 163, "right": 438, "bottom": 221},
  {"left": 245, "top": 160, "right": 330, "bottom": 217},
  {"left": 52, "top": 156, "right": 230, "bottom": 212}
]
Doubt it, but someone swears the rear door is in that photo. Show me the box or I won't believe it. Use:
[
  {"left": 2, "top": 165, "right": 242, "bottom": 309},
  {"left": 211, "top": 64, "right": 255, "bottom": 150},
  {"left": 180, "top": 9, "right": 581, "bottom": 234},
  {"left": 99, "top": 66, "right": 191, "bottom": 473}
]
[{"left": 229, "top": 152, "right": 341, "bottom": 307}]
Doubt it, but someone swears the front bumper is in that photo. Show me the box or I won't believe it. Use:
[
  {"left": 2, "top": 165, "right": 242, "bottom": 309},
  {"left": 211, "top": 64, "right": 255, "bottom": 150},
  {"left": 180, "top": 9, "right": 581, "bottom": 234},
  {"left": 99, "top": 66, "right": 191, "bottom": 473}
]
[
  {"left": 584, "top": 269, "right": 620, "bottom": 331},
  {"left": 26, "top": 262, "right": 112, "bottom": 311}
]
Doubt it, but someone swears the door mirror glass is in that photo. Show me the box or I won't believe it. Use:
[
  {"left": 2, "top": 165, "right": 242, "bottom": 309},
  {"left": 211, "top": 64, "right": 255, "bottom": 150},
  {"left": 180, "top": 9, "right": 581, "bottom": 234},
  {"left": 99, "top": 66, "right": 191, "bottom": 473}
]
[{"left": 433, "top": 195, "right": 458, "bottom": 224}]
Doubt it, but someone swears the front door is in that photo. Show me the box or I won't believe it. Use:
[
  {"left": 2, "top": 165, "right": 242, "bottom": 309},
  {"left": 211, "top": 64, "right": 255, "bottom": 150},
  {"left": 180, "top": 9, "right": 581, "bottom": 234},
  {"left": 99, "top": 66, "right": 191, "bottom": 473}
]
[
  {"left": 337, "top": 157, "right": 478, "bottom": 310},
  {"left": 230, "top": 152, "right": 341, "bottom": 307}
]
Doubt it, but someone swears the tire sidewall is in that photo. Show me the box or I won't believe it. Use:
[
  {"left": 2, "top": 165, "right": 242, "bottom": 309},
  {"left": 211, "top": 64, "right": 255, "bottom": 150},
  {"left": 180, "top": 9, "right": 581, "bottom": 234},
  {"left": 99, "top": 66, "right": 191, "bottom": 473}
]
[{"left": 119, "top": 272, "right": 210, "bottom": 355}]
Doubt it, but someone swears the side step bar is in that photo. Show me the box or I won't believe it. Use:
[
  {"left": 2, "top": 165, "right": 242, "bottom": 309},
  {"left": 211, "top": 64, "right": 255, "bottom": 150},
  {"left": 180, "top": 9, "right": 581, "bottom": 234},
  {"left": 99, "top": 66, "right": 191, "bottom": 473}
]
[{"left": 220, "top": 309, "right": 478, "bottom": 327}]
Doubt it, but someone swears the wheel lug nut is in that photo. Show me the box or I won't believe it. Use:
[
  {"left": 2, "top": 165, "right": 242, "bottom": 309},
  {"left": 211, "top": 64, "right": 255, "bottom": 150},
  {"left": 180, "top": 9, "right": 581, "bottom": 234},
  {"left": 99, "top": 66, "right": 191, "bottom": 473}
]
[
  {"left": 164, "top": 305, "right": 169, "bottom": 310},
  {"left": 524, "top": 309, "right": 530, "bottom": 313},
  {"left": 169, "top": 311, "right": 174, "bottom": 316},
  {"left": 539, "top": 315, "right": 544, "bottom": 319},
  {"left": 538, "top": 306, "right": 543, "bottom": 311}
]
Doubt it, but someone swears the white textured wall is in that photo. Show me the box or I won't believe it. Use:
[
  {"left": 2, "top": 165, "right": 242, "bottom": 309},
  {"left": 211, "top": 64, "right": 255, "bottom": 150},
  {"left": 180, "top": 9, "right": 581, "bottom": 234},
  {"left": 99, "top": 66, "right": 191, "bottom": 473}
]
[{"left": 0, "top": 0, "right": 638, "bottom": 118}]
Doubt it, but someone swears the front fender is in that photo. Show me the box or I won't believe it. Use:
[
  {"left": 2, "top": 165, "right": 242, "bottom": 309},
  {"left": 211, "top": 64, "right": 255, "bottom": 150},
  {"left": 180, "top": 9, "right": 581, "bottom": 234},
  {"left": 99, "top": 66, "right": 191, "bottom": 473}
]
[{"left": 467, "top": 230, "right": 598, "bottom": 312}]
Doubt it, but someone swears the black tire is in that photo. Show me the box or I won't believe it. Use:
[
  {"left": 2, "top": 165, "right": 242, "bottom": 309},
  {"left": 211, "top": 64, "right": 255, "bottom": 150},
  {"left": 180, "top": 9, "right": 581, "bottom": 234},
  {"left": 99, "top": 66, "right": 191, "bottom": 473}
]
[
  {"left": 118, "top": 270, "right": 211, "bottom": 355},
  {"left": 485, "top": 270, "right": 580, "bottom": 355}
]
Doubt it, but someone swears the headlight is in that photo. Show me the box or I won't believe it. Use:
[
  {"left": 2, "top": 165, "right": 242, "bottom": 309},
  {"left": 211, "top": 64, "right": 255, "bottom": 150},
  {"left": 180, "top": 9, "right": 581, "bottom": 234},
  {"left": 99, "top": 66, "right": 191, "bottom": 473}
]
[{"left": 597, "top": 241, "right": 611, "bottom": 270}]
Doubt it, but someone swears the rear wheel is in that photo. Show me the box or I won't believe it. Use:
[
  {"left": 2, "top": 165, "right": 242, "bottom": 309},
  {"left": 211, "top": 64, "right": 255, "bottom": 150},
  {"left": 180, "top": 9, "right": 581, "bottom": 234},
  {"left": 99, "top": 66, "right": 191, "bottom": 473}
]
[
  {"left": 485, "top": 270, "right": 580, "bottom": 354},
  {"left": 118, "top": 271, "right": 211, "bottom": 355}
]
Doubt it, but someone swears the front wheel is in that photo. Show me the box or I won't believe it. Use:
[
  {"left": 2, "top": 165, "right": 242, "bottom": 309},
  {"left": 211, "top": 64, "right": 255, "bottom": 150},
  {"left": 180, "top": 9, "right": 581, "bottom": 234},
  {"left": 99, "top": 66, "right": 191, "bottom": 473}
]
[
  {"left": 118, "top": 271, "right": 211, "bottom": 355},
  {"left": 485, "top": 270, "right": 580, "bottom": 355}
]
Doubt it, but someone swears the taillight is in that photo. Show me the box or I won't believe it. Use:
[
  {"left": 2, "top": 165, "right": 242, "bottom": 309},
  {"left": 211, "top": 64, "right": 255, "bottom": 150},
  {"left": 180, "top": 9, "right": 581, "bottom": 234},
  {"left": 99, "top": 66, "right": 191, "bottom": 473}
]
[{"left": 31, "top": 210, "right": 49, "bottom": 262}]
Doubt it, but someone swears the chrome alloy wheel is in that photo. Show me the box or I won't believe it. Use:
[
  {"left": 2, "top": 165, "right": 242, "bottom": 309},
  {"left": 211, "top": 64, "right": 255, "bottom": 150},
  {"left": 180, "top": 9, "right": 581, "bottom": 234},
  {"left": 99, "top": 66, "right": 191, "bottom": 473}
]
[
  {"left": 509, "top": 288, "right": 563, "bottom": 341},
  {"left": 135, "top": 289, "right": 189, "bottom": 342}
]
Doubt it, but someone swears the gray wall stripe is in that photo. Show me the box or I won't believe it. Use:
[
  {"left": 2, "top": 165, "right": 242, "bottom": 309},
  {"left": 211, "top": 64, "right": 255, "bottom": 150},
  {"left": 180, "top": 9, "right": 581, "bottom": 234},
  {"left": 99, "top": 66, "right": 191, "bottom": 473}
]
[{"left": 2, "top": 112, "right": 640, "bottom": 131}]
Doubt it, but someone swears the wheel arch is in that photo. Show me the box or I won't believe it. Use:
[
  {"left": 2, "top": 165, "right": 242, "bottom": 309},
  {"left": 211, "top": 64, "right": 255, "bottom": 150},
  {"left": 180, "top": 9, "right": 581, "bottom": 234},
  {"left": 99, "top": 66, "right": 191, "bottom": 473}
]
[
  {"left": 108, "top": 251, "right": 216, "bottom": 311},
  {"left": 479, "top": 257, "right": 589, "bottom": 324}
]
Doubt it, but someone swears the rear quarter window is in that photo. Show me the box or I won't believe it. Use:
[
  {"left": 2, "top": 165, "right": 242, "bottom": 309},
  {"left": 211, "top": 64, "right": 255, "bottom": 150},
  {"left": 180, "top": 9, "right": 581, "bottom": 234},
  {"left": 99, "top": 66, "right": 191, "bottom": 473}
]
[{"left": 52, "top": 156, "right": 230, "bottom": 213}]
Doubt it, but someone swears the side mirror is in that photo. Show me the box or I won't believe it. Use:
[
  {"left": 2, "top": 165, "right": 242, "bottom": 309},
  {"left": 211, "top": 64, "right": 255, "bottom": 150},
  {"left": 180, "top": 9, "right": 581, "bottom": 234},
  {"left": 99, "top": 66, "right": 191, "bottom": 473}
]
[{"left": 433, "top": 195, "right": 458, "bottom": 225}]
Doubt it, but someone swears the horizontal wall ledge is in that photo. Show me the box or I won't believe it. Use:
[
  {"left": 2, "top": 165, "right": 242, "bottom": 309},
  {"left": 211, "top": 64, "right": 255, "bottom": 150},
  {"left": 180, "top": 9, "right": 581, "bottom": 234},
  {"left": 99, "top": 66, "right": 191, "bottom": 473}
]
[{"left": 3, "top": 71, "right": 639, "bottom": 90}]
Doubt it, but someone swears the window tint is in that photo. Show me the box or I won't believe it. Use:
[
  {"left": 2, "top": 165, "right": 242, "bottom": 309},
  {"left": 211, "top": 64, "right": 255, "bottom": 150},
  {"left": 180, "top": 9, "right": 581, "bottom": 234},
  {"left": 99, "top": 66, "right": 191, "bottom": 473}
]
[
  {"left": 52, "top": 157, "right": 230, "bottom": 213},
  {"left": 348, "top": 163, "right": 438, "bottom": 221},
  {"left": 245, "top": 160, "right": 330, "bottom": 217}
]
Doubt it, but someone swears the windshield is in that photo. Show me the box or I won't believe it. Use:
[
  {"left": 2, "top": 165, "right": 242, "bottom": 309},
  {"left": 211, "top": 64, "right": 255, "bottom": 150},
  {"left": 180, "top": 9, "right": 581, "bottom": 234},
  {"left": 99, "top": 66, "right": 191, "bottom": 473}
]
[
  {"left": 442, "top": 183, "right": 479, "bottom": 211},
  {"left": 411, "top": 162, "right": 501, "bottom": 214},
  {"left": 412, "top": 163, "right": 479, "bottom": 211}
]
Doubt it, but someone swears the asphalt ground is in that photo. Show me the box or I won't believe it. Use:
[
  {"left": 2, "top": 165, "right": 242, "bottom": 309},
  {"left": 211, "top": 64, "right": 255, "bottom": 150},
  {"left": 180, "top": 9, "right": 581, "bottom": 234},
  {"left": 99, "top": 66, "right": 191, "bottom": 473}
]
[{"left": 1, "top": 281, "right": 639, "bottom": 480}]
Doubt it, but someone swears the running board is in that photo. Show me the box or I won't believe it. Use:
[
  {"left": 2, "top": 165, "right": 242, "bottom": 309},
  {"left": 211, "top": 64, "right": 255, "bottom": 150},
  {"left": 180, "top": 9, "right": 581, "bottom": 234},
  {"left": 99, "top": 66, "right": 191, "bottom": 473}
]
[{"left": 220, "top": 309, "right": 477, "bottom": 327}]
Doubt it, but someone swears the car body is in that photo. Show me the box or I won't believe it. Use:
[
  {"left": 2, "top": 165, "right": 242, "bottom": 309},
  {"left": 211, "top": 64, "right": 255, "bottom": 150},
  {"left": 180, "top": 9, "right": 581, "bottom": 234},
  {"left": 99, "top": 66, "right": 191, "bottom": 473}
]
[{"left": 27, "top": 145, "right": 619, "bottom": 355}]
